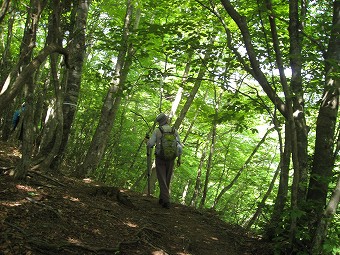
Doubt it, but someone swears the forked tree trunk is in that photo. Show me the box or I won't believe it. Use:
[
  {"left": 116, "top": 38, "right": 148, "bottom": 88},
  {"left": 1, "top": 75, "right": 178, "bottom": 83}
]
[
  {"left": 287, "top": 0, "right": 309, "bottom": 201},
  {"left": 0, "top": 7, "right": 15, "bottom": 140},
  {"left": 33, "top": 55, "right": 64, "bottom": 171},
  {"left": 52, "top": 0, "right": 90, "bottom": 171},
  {"left": 33, "top": 0, "right": 65, "bottom": 170},
  {"left": 10, "top": 0, "right": 46, "bottom": 179}
]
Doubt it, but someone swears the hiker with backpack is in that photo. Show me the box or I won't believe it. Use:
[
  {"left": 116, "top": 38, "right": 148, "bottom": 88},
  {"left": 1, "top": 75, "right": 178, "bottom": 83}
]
[{"left": 146, "top": 113, "right": 182, "bottom": 209}]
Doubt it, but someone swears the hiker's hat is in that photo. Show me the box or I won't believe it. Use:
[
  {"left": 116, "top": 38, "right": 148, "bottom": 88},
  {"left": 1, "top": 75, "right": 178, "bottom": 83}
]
[{"left": 156, "top": 113, "right": 168, "bottom": 126}]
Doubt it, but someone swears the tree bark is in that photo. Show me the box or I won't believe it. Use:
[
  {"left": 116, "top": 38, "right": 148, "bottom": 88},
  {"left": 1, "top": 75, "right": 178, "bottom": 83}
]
[
  {"left": 0, "top": 0, "right": 10, "bottom": 23},
  {"left": 0, "top": 4, "right": 14, "bottom": 93},
  {"left": 0, "top": 43, "right": 68, "bottom": 115},
  {"left": 32, "top": 0, "right": 66, "bottom": 170},
  {"left": 311, "top": 173, "right": 340, "bottom": 254},
  {"left": 10, "top": 0, "right": 47, "bottom": 179},
  {"left": 287, "top": 0, "right": 309, "bottom": 202},
  {"left": 78, "top": 0, "right": 135, "bottom": 177},
  {"left": 265, "top": 122, "right": 291, "bottom": 240},
  {"left": 51, "top": 0, "right": 90, "bottom": 171},
  {"left": 199, "top": 117, "right": 217, "bottom": 209},
  {"left": 307, "top": 0, "right": 340, "bottom": 248}
]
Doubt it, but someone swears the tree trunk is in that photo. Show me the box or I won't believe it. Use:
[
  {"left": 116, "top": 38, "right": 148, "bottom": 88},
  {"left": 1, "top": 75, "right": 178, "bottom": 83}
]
[
  {"left": 0, "top": 5, "right": 14, "bottom": 92},
  {"left": 0, "top": 0, "right": 10, "bottom": 23},
  {"left": 199, "top": 121, "right": 217, "bottom": 209},
  {"left": 213, "top": 127, "right": 273, "bottom": 208},
  {"left": 78, "top": 0, "right": 136, "bottom": 177},
  {"left": 311, "top": 174, "right": 340, "bottom": 254},
  {"left": 220, "top": 0, "right": 287, "bottom": 117},
  {"left": 190, "top": 139, "right": 208, "bottom": 207},
  {"left": 245, "top": 159, "right": 280, "bottom": 229},
  {"left": 33, "top": 55, "right": 64, "bottom": 171},
  {"left": 199, "top": 89, "right": 221, "bottom": 208},
  {"left": 0, "top": 8, "right": 15, "bottom": 141},
  {"left": 265, "top": 122, "right": 291, "bottom": 240},
  {"left": 173, "top": 37, "right": 215, "bottom": 130},
  {"left": 307, "top": 0, "right": 340, "bottom": 248},
  {"left": 287, "top": 0, "right": 309, "bottom": 202},
  {"left": 51, "top": 0, "right": 90, "bottom": 170},
  {"left": 9, "top": 0, "right": 46, "bottom": 179},
  {"left": 33, "top": 0, "right": 66, "bottom": 170},
  {"left": 0, "top": 43, "right": 68, "bottom": 115}
]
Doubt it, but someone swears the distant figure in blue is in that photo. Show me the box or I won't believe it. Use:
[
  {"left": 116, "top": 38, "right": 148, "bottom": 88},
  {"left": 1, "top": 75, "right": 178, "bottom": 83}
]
[{"left": 12, "top": 103, "right": 25, "bottom": 140}]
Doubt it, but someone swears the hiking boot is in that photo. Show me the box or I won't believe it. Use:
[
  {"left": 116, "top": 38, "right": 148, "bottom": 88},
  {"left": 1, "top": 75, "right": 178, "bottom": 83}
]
[{"left": 162, "top": 202, "right": 170, "bottom": 209}]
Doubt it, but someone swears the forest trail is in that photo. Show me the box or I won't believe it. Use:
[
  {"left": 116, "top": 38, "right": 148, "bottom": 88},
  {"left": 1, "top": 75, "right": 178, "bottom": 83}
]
[{"left": 0, "top": 142, "right": 272, "bottom": 255}]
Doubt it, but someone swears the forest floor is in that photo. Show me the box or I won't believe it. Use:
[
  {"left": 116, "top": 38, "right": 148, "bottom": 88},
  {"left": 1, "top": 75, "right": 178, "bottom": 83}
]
[{"left": 0, "top": 141, "right": 274, "bottom": 255}]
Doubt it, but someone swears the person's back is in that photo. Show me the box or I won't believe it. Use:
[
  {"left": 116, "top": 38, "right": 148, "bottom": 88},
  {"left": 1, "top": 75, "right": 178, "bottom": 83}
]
[
  {"left": 158, "top": 125, "right": 178, "bottom": 161},
  {"left": 146, "top": 113, "right": 182, "bottom": 209}
]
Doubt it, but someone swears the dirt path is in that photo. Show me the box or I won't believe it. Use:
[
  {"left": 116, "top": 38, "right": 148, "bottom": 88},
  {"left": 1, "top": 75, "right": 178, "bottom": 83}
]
[{"left": 0, "top": 142, "right": 272, "bottom": 255}]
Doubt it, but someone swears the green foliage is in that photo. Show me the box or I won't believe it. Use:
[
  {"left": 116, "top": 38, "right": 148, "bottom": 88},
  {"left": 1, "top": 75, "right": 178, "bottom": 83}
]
[
  {"left": 0, "top": 0, "right": 338, "bottom": 252},
  {"left": 323, "top": 214, "right": 340, "bottom": 255}
]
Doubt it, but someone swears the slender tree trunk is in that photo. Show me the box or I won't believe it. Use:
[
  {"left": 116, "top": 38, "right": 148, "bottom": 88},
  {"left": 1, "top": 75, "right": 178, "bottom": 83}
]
[
  {"left": 173, "top": 37, "right": 215, "bottom": 130},
  {"left": 220, "top": 0, "right": 287, "bottom": 117},
  {"left": 213, "top": 137, "right": 232, "bottom": 204},
  {"left": 78, "top": 1, "right": 138, "bottom": 177},
  {"left": 245, "top": 157, "right": 280, "bottom": 229},
  {"left": 0, "top": 5, "right": 14, "bottom": 91},
  {"left": 262, "top": 0, "right": 301, "bottom": 242},
  {"left": 213, "top": 127, "right": 273, "bottom": 208},
  {"left": 182, "top": 89, "right": 209, "bottom": 144},
  {"left": 0, "top": 9, "right": 15, "bottom": 141},
  {"left": 311, "top": 174, "right": 340, "bottom": 254},
  {"left": 265, "top": 122, "right": 291, "bottom": 240},
  {"left": 287, "top": 0, "right": 309, "bottom": 201},
  {"left": 199, "top": 121, "right": 217, "bottom": 209},
  {"left": 190, "top": 139, "right": 208, "bottom": 207},
  {"left": 199, "top": 89, "right": 221, "bottom": 208},
  {"left": 181, "top": 180, "right": 192, "bottom": 204}
]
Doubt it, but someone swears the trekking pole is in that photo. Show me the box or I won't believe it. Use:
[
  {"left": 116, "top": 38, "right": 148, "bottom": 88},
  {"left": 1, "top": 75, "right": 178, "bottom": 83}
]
[{"left": 146, "top": 133, "right": 152, "bottom": 196}]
